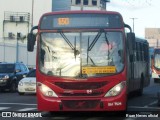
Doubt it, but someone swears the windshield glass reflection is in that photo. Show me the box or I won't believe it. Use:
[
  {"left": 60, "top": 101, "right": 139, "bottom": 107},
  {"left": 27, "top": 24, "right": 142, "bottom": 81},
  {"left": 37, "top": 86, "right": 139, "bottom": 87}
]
[
  {"left": 154, "top": 53, "right": 160, "bottom": 69},
  {"left": 39, "top": 31, "right": 124, "bottom": 78}
]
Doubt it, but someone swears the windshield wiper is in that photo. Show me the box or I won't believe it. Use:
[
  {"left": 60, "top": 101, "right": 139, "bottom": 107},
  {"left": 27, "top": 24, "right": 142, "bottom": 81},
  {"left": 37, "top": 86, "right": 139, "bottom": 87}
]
[
  {"left": 60, "top": 32, "right": 74, "bottom": 50},
  {"left": 74, "top": 36, "right": 80, "bottom": 61},
  {"left": 86, "top": 30, "right": 103, "bottom": 66},
  {"left": 104, "top": 32, "right": 111, "bottom": 60},
  {"left": 87, "top": 37, "right": 95, "bottom": 65},
  {"left": 60, "top": 32, "right": 79, "bottom": 61},
  {"left": 86, "top": 30, "right": 112, "bottom": 66},
  {"left": 88, "top": 29, "right": 103, "bottom": 51}
]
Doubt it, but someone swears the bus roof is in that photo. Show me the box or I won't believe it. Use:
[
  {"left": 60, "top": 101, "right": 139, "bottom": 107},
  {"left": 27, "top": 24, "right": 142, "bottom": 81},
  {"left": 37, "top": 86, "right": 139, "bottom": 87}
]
[
  {"left": 39, "top": 10, "right": 124, "bottom": 30},
  {"left": 41, "top": 10, "right": 122, "bottom": 16},
  {"left": 135, "top": 37, "right": 148, "bottom": 44}
]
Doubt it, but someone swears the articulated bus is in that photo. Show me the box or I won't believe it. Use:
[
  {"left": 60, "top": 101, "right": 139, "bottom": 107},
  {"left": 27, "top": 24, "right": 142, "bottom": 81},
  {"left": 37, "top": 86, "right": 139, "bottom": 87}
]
[
  {"left": 151, "top": 48, "right": 160, "bottom": 83},
  {"left": 27, "top": 11, "right": 150, "bottom": 111}
]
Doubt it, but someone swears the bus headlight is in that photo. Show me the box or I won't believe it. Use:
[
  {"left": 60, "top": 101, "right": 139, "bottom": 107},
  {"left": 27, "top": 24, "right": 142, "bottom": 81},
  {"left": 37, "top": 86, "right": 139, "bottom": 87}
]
[
  {"left": 37, "top": 82, "right": 58, "bottom": 97},
  {"left": 105, "top": 81, "right": 126, "bottom": 97}
]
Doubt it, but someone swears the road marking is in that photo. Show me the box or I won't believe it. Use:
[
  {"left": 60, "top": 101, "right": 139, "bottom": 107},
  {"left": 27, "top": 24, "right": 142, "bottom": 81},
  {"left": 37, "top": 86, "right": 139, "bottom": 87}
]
[
  {"left": 128, "top": 106, "right": 160, "bottom": 110},
  {"left": 18, "top": 108, "right": 37, "bottom": 111},
  {"left": 144, "top": 100, "right": 158, "bottom": 107},
  {"left": 124, "top": 118, "right": 134, "bottom": 120},
  {"left": 0, "top": 107, "right": 10, "bottom": 111},
  {"left": 0, "top": 103, "right": 37, "bottom": 106}
]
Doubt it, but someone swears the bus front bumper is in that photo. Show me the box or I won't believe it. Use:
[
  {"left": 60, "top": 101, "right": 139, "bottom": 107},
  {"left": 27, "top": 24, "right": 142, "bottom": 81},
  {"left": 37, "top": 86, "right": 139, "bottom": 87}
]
[{"left": 37, "top": 89, "right": 127, "bottom": 111}]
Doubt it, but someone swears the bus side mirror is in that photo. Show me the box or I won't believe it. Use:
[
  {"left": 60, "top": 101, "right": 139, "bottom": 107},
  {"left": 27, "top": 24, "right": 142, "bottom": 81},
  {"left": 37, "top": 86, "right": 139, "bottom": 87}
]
[
  {"left": 27, "top": 26, "right": 38, "bottom": 52},
  {"left": 27, "top": 33, "right": 36, "bottom": 52},
  {"left": 127, "top": 32, "right": 135, "bottom": 51}
]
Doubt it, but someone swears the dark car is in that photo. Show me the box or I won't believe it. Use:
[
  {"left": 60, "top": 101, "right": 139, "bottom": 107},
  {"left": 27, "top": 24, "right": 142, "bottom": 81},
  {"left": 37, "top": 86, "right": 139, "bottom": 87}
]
[{"left": 0, "top": 62, "right": 29, "bottom": 92}]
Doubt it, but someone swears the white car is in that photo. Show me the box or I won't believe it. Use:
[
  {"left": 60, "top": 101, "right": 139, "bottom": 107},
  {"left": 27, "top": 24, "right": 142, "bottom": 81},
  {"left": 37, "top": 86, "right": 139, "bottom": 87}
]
[{"left": 18, "top": 69, "right": 36, "bottom": 95}]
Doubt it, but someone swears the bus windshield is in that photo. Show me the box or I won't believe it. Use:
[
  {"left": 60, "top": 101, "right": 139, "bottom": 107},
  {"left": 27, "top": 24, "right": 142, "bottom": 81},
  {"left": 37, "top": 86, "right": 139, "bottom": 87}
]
[
  {"left": 154, "top": 49, "right": 160, "bottom": 69},
  {"left": 39, "top": 31, "right": 124, "bottom": 78}
]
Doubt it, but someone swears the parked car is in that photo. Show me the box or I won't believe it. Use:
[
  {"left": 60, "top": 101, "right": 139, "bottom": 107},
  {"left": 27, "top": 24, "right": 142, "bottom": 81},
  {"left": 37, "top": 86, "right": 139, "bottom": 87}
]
[
  {"left": 18, "top": 68, "right": 36, "bottom": 95},
  {"left": 0, "top": 62, "right": 29, "bottom": 92}
]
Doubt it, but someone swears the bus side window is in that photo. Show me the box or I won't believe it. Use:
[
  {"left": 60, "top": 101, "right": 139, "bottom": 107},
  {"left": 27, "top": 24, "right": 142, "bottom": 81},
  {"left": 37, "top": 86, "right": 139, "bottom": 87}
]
[
  {"left": 142, "top": 44, "right": 145, "bottom": 61},
  {"left": 144, "top": 44, "right": 149, "bottom": 62},
  {"left": 136, "top": 42, "right": 138, "bottom": 61},
  {"left": 146, "top": 45, "right": 149, "bottom": 62},
  {"left": 140, "top": 43, "right": 143, "bottom": 61},
  {"left": 137, "top": 42, "right": 141, "bottom": 61}
]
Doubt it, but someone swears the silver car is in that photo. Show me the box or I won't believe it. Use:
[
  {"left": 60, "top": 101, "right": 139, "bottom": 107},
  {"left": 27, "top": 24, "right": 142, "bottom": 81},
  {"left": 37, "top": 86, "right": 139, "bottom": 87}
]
[{"left": 18, "top": 69, "right": 36, "bottom": 95}]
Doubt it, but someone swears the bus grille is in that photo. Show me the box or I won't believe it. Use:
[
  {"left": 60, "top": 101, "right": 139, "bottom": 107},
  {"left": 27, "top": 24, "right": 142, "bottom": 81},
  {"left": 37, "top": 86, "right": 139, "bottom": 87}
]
[
  {"left": 62, "top": 100, "right": 100, "bottom": 109},
  {"left": 59, "top": 92, "right": 103, "bottom": 96},
  {"left": 55, "top": 81, "right": 107, "bottom": 90}
]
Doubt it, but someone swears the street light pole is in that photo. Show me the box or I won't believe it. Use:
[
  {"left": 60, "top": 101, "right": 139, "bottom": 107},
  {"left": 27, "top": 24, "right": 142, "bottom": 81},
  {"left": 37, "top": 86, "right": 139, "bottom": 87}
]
[
  {"left": 16, "top": 33, "right": 19, "bottom": 63},
  {"left": 130, "top": 18, "right": 137, "bottom": 32},
  {"left": 31, "top": 0, "right": 34, "bottom": 28}
]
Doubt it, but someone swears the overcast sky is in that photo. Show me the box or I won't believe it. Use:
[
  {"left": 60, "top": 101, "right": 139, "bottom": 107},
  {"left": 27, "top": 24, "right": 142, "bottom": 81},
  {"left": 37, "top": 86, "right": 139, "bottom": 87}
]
[{"left": 107, "top": 0, "right": 160, "bottom": 38}]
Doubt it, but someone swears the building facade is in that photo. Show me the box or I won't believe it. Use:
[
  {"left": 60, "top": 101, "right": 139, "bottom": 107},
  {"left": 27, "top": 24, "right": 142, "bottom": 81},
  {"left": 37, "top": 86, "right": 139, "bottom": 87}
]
[
  {"left": 145, "top": 28, "right": 160, "bottom": 47},
  {"left": 3, "top": 11, "right": 30, "bottom": 40},
  {"left": 0, "top": 0, "right": 52, "bottom": 67},
  {"left": 52, "top": 0, "right": 109, "bottom": 11}
]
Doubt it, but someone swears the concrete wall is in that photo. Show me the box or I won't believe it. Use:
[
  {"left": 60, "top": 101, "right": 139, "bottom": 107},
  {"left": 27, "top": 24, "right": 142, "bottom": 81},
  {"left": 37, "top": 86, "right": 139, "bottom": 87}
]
[
  {"left": 145, "top": 28, "right": 160, "bottom": 47},
  {"left": 0, "top": 40, "right": 36, "bottom": 68}
]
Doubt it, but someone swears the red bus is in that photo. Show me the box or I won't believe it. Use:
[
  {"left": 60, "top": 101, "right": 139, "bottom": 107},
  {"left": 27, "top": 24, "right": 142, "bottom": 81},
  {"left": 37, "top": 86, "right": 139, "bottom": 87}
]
[
  {"left": 151, "top": 48, "right": 160, "bottom": 83},
  {"left": 27, "top": 11, "right": 150, "bottom": 111}
]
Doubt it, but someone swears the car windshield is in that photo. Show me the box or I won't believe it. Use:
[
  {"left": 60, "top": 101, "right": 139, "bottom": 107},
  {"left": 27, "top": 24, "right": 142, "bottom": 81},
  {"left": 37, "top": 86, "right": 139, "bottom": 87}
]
[
  {"left": 39, "top": 31, "right": 124, "bottom": 78},
  {"left": 27, "top": 69, "right": 36, "bottom": 77},
  {"left": 154, "top": 50, "right": 160, "bottom": 69},
  {"left": 0, "top": 64, "right": 15, "bottom": 73}
]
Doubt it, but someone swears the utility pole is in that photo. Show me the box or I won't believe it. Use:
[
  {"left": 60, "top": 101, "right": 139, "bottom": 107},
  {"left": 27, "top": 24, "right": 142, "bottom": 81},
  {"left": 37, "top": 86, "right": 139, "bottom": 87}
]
[
  {"left": 31, "top": 0, "right": 34, "bottom": 28},
  {"left": 130, "top": 18, "right": 137, "bottom": 32},
  {"left": 16, "top": 33, "right": 19, "bottom": 63}
]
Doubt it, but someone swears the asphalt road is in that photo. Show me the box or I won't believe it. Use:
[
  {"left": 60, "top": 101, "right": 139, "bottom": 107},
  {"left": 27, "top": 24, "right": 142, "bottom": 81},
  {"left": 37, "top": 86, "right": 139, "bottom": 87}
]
[{"left": 0, "top": 78, "right": 159, "bottom": 120}]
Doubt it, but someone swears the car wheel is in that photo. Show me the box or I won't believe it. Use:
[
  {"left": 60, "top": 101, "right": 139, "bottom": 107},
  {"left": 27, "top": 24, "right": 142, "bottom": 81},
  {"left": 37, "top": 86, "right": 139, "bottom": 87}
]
[
  {"left": 10, "top": 82, "right": 17, "bottom": 92},
  {"left": 18, "top": 92, "right": 25, "bottom": 95}
]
